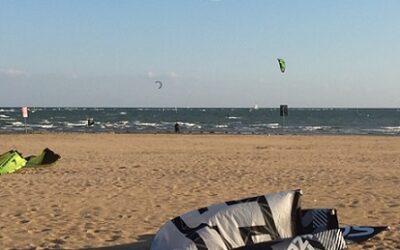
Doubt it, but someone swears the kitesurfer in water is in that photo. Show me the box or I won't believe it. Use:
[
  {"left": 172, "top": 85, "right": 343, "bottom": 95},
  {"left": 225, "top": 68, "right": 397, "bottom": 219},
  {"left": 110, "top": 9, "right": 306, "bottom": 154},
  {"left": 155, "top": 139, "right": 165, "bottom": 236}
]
[
  {"left": 87, "top": 118, "right": 95, "bottom": 127},
  {"left": 174, "top": 122, "right": 180, "bottom": 133}
]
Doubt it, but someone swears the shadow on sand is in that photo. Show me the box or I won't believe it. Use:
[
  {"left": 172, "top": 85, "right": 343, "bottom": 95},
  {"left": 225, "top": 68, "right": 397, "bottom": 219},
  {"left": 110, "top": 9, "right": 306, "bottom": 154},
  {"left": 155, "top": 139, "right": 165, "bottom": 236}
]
[{"left": 78, "top": 234, "right": 154, "bottom": 250}]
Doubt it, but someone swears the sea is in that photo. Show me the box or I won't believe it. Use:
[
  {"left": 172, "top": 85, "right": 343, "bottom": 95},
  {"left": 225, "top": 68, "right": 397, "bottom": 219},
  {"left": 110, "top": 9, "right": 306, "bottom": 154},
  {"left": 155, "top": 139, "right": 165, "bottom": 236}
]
[{"left": 0, "top": 107, "right": 399, "bottom": 135}]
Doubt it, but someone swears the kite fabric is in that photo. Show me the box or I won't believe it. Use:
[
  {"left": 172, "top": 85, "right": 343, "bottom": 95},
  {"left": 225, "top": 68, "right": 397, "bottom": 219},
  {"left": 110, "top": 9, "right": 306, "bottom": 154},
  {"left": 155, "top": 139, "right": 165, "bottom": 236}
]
[
  {"left": 25, "top": 148, "right": 61, "bottom": 166},
  {"left": 277, "top": 58, "right": 286, "bottom": 73},
  {"left": 0, "top": 148, "right": 60, "bottom": 175},
  {"left": 151, "top": 190, "right": 303, "bottom": 250},
  {"left": 0, "top": 151, "right": 27, "bottom": 175},
  {"left": 155, "top": 80, "right": 163, "bottom": 89},
  {"left": 151, "top": 189, "right": 387, "bottom": 250}
]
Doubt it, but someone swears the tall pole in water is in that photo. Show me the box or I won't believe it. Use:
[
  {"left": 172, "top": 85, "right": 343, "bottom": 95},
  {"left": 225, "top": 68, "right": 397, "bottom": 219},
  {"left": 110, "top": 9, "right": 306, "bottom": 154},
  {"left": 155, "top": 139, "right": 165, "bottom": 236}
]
[
  {"left": 21, "top": 107, "right": 28, "bottom": 134},
  {"left": 280, "top": 105, "right": 288, "bottom": 134}
]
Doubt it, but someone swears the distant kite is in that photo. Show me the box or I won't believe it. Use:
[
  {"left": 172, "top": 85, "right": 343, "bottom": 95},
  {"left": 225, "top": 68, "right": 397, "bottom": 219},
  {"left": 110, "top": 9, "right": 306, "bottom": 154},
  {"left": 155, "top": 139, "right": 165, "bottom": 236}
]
[
  {"left": 277, "top": 58, "right": 286, "bottom": 73},
  {"left": 155, "top": 80, "right": 163, "bottom": 89}
]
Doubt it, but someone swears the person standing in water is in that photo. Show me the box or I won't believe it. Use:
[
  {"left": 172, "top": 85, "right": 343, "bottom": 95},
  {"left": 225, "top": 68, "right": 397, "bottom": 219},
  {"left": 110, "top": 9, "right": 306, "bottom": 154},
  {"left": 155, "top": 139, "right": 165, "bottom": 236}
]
[{"left": 174, "top": 122, "right": 180, "bottom": 133}]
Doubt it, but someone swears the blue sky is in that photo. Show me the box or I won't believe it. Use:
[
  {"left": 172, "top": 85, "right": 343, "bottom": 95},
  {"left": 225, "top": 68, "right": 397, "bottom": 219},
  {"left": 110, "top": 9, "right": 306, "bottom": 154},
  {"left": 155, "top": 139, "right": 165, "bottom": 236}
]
[{"left": 1, "top": 0, "right": 399, "bottom": 107}]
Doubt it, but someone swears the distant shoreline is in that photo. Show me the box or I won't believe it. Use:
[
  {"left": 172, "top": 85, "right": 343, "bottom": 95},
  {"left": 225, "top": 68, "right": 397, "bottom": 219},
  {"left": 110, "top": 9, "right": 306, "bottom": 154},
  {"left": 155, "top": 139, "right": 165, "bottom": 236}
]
[{"left": 1, "top": 107, "right": 399, "bottom": 135}]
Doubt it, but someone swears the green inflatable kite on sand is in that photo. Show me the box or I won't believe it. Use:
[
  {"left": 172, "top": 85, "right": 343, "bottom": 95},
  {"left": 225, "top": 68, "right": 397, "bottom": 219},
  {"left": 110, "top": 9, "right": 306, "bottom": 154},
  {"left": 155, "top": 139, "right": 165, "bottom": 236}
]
[
  {"left": 25, "top": 148, "right": 61, "bottom": 166},
  {"left": 0, "top": 151, "right": 27, "bottom": 175},
  {"left": 0, "top": 148, "right": 60, "bottom": 175}
]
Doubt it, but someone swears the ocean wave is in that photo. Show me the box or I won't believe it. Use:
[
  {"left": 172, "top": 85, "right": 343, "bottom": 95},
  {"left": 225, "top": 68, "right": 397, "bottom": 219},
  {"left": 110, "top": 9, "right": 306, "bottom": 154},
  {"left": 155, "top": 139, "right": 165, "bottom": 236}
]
[
  {"left": 64, "top": 121, "right": 87, "bottom": 127},
  {"left": 29, "top": 124, "right": 55, "bottom": 129},
  {"left": 134, "top": 121, "right": 158, "bottom": 127},
  {"left": 301, "top": 126, "right": 331, "bottom": 132},
  {"left": 40, "top": 124, "right": 54, "bottom": 129},
  {"left": 366, "top": 126, "right": 400, "bottom": 134},
  {"left": 267, "top": 123, "right": 280, "bottom": 129},
  {"left": 215, "top": 124, "right": 228, "bottom": 128},
  {"left": 11, "top": 121, "right": 25, "bottom": 127},
  {"left": 250, "top": 123, "right": 280, "bottom": 129},
  {"left": 383, "top": 126, "right": 400, "bottom": 132},
  {"left": 179, "top": 122, "right": 201, "bottom": 129},
  {"left": 101, "top": 121, "right": 130, "bottom": 128},
  {"left": 0, "top": 108, "right": 15, "bottom": 112},
  {"left": 227, "top": 116, "right": 241, "bottom": 120}
]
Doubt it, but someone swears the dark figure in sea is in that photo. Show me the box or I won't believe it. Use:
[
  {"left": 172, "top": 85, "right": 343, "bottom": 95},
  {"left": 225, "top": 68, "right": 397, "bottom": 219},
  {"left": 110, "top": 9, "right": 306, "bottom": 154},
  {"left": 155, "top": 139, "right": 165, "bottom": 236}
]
[
  {"left": 174, "top": 122, "right": 180, "bottom": 133},
  {"left": 87, "top": 118, "right": 95, "bottom": 127}
]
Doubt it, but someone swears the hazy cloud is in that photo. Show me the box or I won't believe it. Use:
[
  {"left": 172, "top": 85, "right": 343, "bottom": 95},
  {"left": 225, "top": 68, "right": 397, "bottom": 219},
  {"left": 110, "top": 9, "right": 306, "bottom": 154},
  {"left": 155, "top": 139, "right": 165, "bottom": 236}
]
[
  {"left": 0, "top": 68, "right": 30, "bottom": 78},
  {"left": 147, "top": 71, "right": 156, "bottom": 78},
  {"left": 146, "top": 71, "right": 181, "bottom": 79},
  {"left": 169, "top": 72, "right": 180, "bottom": 78}
]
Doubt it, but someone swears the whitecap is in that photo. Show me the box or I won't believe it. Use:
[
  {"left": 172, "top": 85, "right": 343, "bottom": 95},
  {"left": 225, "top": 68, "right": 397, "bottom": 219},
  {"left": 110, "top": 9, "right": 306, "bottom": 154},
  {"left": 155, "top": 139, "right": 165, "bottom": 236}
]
[
  {"left": 134, "top": 121, "right": 158, "bottom": 127},
  {"left": 11, "top": 121, "right": 25, "bottom": 127},
  {"left": 267, "top": 123, "right": 280, "bottom": 129},
  {"left": 302, "top": 126, "right": 330, "bottom": 132},
  {"left": 382, "top": 126, "right": 400, "bottom": 133},
  {"left": 64, "top": 121, "right": 87, "bottom": 127},
  {"left": 179, "top": 122, "right": 202, "bottom": 129},
  {"left": 40, "top": 124, "right": 54, "bottom": 129}
]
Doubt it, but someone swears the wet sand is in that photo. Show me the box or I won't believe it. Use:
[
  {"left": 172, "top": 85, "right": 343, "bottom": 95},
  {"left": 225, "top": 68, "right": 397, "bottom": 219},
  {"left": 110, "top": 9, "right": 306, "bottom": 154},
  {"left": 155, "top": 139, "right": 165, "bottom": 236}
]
[{"left": 0, "top": 134, "right": 399, "bottom": 249}]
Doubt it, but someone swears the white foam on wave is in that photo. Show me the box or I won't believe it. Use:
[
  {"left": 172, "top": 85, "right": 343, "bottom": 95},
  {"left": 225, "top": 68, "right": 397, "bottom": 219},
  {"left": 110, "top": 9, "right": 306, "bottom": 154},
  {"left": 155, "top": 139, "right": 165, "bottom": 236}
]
[
  {"left": 179, "top": 122, "right": 202, "bottom": 129},
  {"left": 120, "top": 112, "right": 127, "bottom": 115},
  {"left": 30, "top": 124, "right": 54, "bottom": 129},
  {"left": 250, "top": 123, "right": 280, "bottom": 129},
  {"left": 11, "top": 121, "right": 25, "bottom": 127},
  {"left": 267, "top": 123, "right": 280, "bottom": 129},
  {"left": 40, "top": 124, "right": 54, "bottom": 129},
  {"left": 0, "top": 108, "right": 15, "bottom": 112},
  {"left": 382, "top": 126, "right": 400, "bottom": 133},
  {"left": 64, "top": 121, "right": 87, "bottom": 127},
  {"left": 227, "top": 116, "right": 241, "bottom": 120},
  {"left": 302, "top": 126, "right": 330, "bottom": 131},
  {"left": 134, "top": 121, "right": 158, "bottom": 127},
  {"left": 215, "top": 124, "right": 228, "bottom": 128},
  {"left": 0, "top": 114, "right": 10, "bottom": 118}
]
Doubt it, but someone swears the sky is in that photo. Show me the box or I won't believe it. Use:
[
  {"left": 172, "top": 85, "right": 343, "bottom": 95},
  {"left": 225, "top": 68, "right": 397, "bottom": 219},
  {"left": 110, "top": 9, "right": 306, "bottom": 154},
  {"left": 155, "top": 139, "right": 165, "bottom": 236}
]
[{"left": 1, "top": 0, "right": 400, "bottom": 108}]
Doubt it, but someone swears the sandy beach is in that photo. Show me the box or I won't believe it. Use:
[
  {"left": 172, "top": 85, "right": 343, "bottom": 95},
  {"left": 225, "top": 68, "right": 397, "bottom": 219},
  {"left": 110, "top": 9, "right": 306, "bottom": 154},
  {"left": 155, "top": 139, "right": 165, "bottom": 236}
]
[{"left": 0, "top": 134, "right": 399, "bottom": 249}]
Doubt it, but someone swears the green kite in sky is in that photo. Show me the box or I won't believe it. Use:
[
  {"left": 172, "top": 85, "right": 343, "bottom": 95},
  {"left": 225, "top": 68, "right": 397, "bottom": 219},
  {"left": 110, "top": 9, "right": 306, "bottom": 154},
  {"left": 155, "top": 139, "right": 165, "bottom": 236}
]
[{"left": 277, "top": 58, "right": 286, "bottom": 73}]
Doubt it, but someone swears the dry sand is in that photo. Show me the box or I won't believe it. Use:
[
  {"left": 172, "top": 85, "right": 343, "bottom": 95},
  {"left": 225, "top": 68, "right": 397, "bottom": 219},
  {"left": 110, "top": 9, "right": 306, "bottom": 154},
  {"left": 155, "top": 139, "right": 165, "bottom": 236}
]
[{"left": 0, "top": 134, "right": 399, "bottom": 249}]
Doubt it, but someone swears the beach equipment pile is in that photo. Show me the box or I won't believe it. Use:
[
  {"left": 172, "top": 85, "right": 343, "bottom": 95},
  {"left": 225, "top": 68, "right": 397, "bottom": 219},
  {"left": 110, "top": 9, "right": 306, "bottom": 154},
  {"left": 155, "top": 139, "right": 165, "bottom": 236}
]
[
  {"left": 0, "top": 148, "right": 60, "bottom": 175},
  {"left": 151, "top": 190, "right": 387, "bottom": 250}
]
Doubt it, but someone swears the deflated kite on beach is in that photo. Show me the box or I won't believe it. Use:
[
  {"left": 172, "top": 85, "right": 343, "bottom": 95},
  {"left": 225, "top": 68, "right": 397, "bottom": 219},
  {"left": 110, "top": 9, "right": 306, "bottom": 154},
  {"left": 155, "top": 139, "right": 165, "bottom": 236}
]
[
  {"left": 0, "top": 150, "right": 27, "bottom": 175},
  {"left": 0, "top": 148, "right": 60, "bottom": 175},
  {"left": 151, "top": 190, "right": 388, "bottom": 250}
]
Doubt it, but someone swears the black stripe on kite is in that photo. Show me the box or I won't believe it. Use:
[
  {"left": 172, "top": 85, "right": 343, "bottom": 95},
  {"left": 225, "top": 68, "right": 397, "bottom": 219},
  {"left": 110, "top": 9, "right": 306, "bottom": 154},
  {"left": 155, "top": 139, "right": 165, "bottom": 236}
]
[
  {"left": 256, "top": 196, "right": 280, "bottom": 240},
  {"left": 186, "top": 232, "right": 209, "bottom": 250},
  {"left": 198, "top": 207, "right": 208, "bottom": 214}
]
